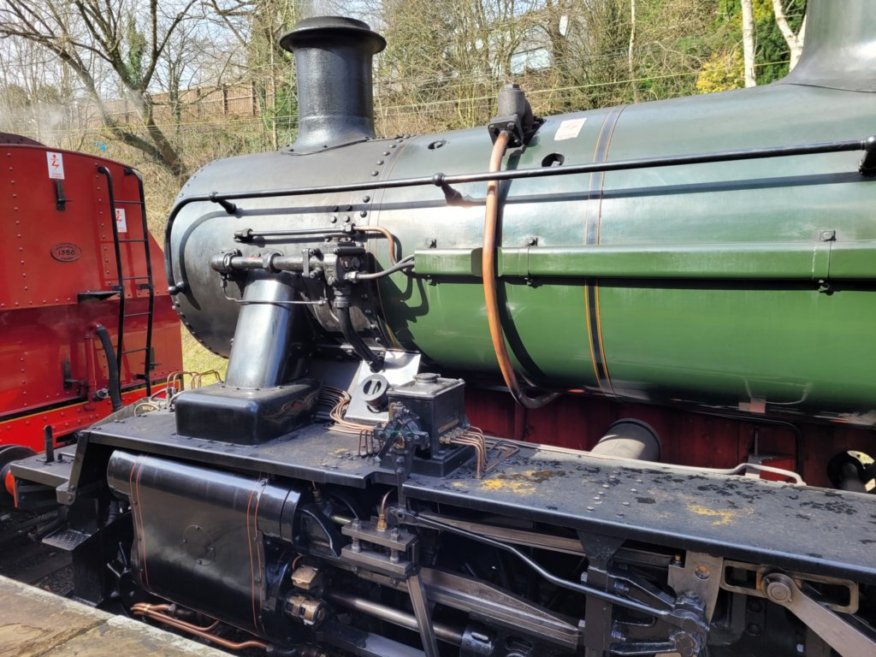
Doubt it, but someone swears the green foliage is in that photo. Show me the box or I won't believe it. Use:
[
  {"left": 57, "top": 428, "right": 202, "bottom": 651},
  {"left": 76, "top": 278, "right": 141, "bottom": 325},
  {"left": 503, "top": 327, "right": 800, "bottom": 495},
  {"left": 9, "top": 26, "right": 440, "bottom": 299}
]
[
  {"left": 124, "top": 14, "right": 147, "bottom": 87},
  {"left": 269, "top": 83, "right": 298, "bottom": 143},
  {"left": 713, "top": 0, "right": 807, "bottom": 85},
  {"left": 696, "top": 49, "right": 744, "bottom": 93},
  {"left": 622, "top": 0, "right": 720, "bottom": 103},
  {"left": 245, "top": 0, "right": 300, "bottom": 147}
]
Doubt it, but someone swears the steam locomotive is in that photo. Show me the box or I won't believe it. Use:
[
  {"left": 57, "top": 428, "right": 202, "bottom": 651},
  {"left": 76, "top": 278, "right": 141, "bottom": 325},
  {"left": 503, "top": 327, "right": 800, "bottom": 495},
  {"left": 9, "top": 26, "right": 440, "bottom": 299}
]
[
  {"left": 0, "top": 133, "right": 182, "bottom": 509},
  {"left": 9, "top": 2, "right": 876, "bottom": 656}
]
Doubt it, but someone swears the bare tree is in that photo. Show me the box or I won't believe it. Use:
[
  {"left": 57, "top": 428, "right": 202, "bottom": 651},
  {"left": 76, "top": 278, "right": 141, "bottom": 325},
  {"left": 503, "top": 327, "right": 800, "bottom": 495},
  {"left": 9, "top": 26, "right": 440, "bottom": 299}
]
[
  {"left": 771, "top": 0, "right": 806, "bottom": 70},
  {"left": 0, "top": 0, "right": 203, "bottom": 178},
  {"left": 628, "top": 0, "right": 638, "bottom": 102},
  {"left": 210, "top": 0, "right": 300, "bottom": 149},
  {"left": 740, "top": 0, "right": 756, "bottom": 87}
]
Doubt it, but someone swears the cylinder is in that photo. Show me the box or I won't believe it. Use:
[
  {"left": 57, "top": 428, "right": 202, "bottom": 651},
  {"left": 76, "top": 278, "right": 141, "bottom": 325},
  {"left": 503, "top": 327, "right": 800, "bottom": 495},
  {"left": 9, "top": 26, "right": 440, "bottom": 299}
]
[
  {"left": 107, "top": 450, "right": 301, "bottom": 637},
  {"left": 591, "top": 420, "right": 661, "bottom": 462}
]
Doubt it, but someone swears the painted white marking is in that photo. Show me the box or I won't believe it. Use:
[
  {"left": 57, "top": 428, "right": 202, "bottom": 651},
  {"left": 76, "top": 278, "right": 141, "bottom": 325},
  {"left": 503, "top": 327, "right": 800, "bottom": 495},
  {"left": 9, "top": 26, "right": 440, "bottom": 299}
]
[
  {"left": 554, "top": 117, "right": 587, "bottom": 141},
  {"left": 115, "top": 208, "right": 128, "bottom": 233},
  {"left": 46, "top": 151, "right": 65, "bottom": 179}
]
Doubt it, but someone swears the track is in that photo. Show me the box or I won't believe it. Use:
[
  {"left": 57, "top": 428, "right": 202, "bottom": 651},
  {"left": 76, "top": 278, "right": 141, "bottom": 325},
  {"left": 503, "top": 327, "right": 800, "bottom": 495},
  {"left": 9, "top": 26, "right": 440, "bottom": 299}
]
[{"left": 0, "top": 510, "right": 71, "bottom": 594}]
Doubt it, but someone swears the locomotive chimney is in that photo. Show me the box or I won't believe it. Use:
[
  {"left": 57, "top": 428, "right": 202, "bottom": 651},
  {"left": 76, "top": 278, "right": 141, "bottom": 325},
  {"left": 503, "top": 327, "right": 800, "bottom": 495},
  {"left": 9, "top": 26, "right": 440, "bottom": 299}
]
[
  {"left": 280, "top": 16, "right": 386, "bottom": 153},
  {"left": 784, "top": 0, "right": 876, "bottom": 91}
]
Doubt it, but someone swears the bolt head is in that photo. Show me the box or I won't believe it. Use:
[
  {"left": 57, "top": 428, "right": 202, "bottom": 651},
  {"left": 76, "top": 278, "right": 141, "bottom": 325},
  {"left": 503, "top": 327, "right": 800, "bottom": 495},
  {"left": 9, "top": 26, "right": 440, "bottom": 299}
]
[{"left": 765, "top": 578, "right": 793, "bottom": 603}]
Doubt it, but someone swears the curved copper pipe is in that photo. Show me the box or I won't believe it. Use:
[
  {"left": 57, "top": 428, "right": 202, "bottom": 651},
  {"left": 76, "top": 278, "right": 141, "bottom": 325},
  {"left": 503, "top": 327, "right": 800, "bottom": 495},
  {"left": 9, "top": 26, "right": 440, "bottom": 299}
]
[
  {"left": 482, "top": 131, "right": 559, "bottom": 409},
  {"left": 360, "top": 226, "right": 399, "bottom": 264},
  {"left": 131, "top": 605, "right": 268, "bottom": 651},
  {"left": 131, "top": 604, "right": 220, "bottom": 633},
  {"left": 377, "top": 488, "right": 395, "bottom": 531},
  {"left": 131, "top": 603, "right": 173, "bottom": 614}
]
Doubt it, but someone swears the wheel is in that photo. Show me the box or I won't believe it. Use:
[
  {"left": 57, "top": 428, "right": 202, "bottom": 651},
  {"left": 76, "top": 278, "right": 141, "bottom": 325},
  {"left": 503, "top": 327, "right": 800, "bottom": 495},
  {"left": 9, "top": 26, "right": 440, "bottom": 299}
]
[{"left": 0, "top": 445, "right": 36, "bottom": 507}]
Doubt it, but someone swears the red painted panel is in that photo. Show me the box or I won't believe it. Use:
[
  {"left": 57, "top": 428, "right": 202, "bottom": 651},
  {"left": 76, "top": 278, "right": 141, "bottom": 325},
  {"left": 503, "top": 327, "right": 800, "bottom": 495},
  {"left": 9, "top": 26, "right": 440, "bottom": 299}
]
[
  {"left": 0, "top": 388, "right": 151, "bottom": 453},
  {"left": 0, "top": 141, "right": 182, "bottom": 451},
  {"left": 465, "top": 388, "right": 876, "bottom": 489}
]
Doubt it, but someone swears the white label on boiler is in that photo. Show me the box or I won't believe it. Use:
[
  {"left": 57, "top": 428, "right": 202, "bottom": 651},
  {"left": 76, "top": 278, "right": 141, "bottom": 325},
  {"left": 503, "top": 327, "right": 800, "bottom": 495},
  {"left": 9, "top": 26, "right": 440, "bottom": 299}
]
[{"left": 554, "top": 118, "right": 587, "bottom": 141}]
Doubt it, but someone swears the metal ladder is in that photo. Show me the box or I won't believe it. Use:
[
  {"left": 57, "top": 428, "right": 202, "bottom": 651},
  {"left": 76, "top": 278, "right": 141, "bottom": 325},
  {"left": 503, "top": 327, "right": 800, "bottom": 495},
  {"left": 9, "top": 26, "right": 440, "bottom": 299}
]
[{"left": 96, "top": 166, "right": 155, "bottom": 396}]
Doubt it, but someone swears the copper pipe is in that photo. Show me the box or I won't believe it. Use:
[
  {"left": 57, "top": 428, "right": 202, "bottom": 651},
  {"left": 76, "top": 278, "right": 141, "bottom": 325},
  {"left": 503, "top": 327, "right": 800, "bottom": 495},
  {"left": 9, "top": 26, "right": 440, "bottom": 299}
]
[
  {"left": 132, "top": 605, "right": 268, "bottom": 651},
  {"left": 485, "top": 439, "right": 519, "bottom": 473},
  {"left": 131, "top": 604, "right": 220, "bottom": 633},
  {"left": 377, "top": 488, "right": 394, "bottom": 531},
  {"left": 482, "top": 131, "right": 558, "bottom": 410},
  {"left": 450, "top": 433, "right": 487, "bottom": 478},
  {"left": 360, "top": 226, "right": 399, "bottom": 264},
  {"left": 131, "top": 603, "right": 173, "bottom": 613}
]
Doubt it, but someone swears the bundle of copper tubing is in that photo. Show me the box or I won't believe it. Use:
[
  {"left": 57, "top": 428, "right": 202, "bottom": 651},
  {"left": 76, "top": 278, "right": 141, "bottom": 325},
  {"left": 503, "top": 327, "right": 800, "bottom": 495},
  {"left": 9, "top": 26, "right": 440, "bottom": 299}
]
[
  {"left": 319, "top": 388, "right": 519, "bottom": 475},
  {"left": 317, "top": 387, "right": 379, "bottom": 456},
  {"left": 134, "top": 369, "right": 226, "bottom": 416},
  {"left": 486, "top": 439, "right": 520, "bottom": 473},
  {"left": 131, "top": 603, "right": 268, "bottom": 651},
  {"left": 449, "top": 427, "right": 520, "bottom": 478},
  {"left": 449, "top": 428, "right": 488, "bottom": 478}
]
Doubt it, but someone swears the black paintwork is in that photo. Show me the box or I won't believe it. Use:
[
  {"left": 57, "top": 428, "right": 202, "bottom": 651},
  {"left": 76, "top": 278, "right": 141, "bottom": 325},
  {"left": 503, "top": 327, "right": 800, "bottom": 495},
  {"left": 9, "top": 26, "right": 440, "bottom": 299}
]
[
  {"left": 107, "top": 450, "right": 301, "bottom": 638},
  {"left": 24, "top": 411, "right": 876, "bottom": 585},
  {"left": 174, "top": 380, "right": 320, "bottom": 444}
]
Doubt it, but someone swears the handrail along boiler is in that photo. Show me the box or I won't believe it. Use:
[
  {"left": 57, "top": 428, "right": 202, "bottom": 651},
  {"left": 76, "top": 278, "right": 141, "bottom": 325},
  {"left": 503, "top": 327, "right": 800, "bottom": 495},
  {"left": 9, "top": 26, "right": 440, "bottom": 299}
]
[{"left": 10, "top": 3, "right": 876, "bottom": 656}]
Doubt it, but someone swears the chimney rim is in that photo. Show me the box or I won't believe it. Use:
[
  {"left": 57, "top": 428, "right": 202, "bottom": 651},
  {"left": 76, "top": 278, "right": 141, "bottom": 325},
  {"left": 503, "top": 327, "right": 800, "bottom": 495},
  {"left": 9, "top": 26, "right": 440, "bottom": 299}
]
[{"left": 280, "top": 16, "right": 386, "bottom": 55}]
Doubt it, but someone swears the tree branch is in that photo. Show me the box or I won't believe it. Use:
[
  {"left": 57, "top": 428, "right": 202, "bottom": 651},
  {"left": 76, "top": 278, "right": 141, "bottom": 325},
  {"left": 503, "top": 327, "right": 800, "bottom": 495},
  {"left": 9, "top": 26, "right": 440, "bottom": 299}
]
[{"left": 771, "top": 0, "right": 805, "bottom": 70}]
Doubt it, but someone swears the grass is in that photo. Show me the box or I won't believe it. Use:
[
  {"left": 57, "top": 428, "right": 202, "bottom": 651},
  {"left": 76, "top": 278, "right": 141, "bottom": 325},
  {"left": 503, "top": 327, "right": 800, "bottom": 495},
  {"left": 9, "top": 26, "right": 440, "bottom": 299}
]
[{"left": 180, "top": 328, "right": 228, "bottom": 380}]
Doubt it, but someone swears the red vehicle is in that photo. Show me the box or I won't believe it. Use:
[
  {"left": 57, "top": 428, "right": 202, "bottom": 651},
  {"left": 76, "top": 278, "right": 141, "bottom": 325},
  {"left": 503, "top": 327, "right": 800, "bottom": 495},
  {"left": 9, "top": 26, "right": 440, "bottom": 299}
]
[{"left": 0, "top": 133, "right": 182, "bottom": 501}]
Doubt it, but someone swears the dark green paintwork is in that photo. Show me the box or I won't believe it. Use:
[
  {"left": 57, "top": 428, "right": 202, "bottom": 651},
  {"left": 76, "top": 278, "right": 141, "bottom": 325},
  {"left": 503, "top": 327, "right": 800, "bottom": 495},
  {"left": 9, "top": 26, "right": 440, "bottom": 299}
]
[
  {"left": 417, "top": 241, "right": 876, "bottom": 281},
  {"left": 368, "top": 81, "right": 876, "bottom": 424}
]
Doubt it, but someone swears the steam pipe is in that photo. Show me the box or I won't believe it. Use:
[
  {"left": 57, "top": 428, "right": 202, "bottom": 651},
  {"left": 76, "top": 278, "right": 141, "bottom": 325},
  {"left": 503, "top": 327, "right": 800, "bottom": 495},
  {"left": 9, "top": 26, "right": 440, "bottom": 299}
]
[
  {"left": 335, "top": 291, "right": 383, "bottom": 372},
  {"left": 225, "top": 276, "right": 300, "bottom": 388},
  {"left": 482, "top": 130, "right": 558, "bottom": 409},
  {"left": 345, "top": 255, "right": 414, "bottom": 281}
]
